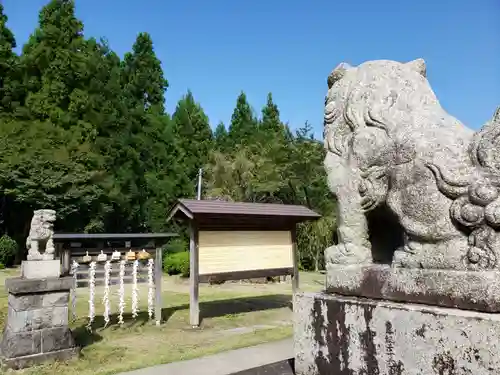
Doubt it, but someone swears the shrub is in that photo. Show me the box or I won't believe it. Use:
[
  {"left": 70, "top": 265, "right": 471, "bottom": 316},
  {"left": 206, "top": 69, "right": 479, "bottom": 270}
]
[
  {"left": 0, "top": 235, "right": 18, "bottom": 267},
  {"left": 164, "top": 238, "right": 188, "bottom": 254},
  {"left": 163, "top": 251, "right": 190, "bottom": 277}
]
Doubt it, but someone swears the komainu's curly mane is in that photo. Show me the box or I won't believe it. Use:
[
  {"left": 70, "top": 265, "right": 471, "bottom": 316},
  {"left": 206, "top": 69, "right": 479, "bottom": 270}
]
[{"left": 324, "top": 58, "right": 500, "bottom": 270}]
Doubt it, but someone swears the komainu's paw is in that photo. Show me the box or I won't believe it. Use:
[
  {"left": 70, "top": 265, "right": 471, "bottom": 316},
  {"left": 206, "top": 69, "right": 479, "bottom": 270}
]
[
  {"left": 325, "top": 243, "right": 372, "bottom": 265},
  {"left": 392, "top": 248, "right": 420, "bottom": 268}
]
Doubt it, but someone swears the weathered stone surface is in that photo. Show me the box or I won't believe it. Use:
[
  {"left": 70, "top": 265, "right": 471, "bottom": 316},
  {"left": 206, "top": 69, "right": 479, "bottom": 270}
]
[
  {"left": 26, "top": 209, "right": 56, "bottom": 261},
  {"left": 1, "top": 347, "right": 79, "bottom": 370},
  {"left": 1, "top": 274, "right": 77, "bottom": 369},
  {"left": 0, "top": 328, "right": 41, "bottom": 358},
  {"left": 5, "top": 276, "right": 73, "bottom": 295},
  {"left": 294, "top": 292, "right": 500, "bottom": 375},
  {"left": 326, "top": 264, "right": 500, "bottom": 312},
  {"left": 8, "top": 291, "right": 68, "bottom": 311},
  {"left": 323, "top": 58, "right": 500, "bottom": 271},
  {"left": 8, "top": 293, "right": 43, "bottom": 311},
  {"left": 43, "top": 291, "right": 69, "bottom": 307},
  {"left": 41, "top": 326, "right": 76, "bottom": 353},
  {"left": 7, "top": 306, "right": 68, "bottom": 332},
  {"left": 21, "top": 260, "right": 60, "bottom": 279}
]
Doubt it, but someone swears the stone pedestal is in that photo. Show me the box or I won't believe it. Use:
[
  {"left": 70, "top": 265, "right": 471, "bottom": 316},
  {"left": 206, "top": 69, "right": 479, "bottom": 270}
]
[
  {"left": 294, "top": 291, "right": 500, "bottom": 375},
  {"left": 21, "top": 259, "right": 61, "bottom": 279},
  {"left": 0, "top": 272, "right": 79, "bottom": 369}
]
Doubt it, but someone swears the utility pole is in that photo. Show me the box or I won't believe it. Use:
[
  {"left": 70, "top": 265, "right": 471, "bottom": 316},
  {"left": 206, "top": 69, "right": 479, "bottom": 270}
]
[{"left": 197, "top": 168, "right": 203, "bottom": 200}]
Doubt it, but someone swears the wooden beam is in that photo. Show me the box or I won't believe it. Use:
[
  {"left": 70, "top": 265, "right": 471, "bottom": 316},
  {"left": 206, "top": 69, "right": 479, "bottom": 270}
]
[
  {"left": 155, "top": 247, "right": 163, "bottom": 326},
  {"left": 189, "top": 221, "right": 200, "bottom": 327},
  {"left": 198, "top": 268, "right": 293, "bottom": 283},
  {"left": 291, "top": 227, "right": 299, "bottom": 294}
]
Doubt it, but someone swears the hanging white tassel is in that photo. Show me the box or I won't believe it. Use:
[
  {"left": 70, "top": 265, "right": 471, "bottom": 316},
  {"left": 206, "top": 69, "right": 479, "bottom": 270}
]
[
  {"left": 102, "top": 260, "right": 112, "bottom": 327},
  {"left": 147, "top": 258, "right": 154, "bottom": 321},
  {"left": 87, "top": 261, "right": 96, "bottom": 331},
  {"left": 118, "top": 259, "right": 126, "bottom": 326},
  {"left": 70, "top": 260, "right": 79, "bottom": 322},
  {"left": 131, "top": 260, "right": 139, "bottom": 318}
]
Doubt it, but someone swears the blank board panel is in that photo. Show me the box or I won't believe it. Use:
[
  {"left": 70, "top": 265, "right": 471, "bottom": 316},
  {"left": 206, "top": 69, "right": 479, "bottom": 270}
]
[{"left": 198, "top": 230, "right": 293, "bottom": 275}]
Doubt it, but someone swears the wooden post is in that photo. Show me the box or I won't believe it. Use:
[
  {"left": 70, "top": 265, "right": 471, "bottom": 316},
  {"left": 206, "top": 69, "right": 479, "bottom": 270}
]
[
  {"left": 189, "top": 222, "right": 200, "bottom": 327},
  {"left": 155, "top": 247, "right": 163, "bottom": 326},
  {"left": 291, "top": 227, "right": 299, "bottom": 294},
  {"left": 61, "top": 248, "right": 70, "bottom": 276}
]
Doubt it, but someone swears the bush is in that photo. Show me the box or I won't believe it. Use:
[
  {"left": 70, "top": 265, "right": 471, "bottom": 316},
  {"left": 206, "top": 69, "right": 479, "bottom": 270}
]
[
  {"left": 163, "top": 251, "right": 189, "bottom": 277},
  {"left": 0, "top": 235, "right": 18, "bottom": 267},
  {"left": 164, "top": 238, "right": 188, "bottom": 254}
]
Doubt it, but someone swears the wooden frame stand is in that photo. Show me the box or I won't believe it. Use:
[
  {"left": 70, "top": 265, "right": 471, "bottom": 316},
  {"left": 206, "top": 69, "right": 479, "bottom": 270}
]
[
  {"left": 167, "top": 199, "right": 320, "bottom": 327},
  {"left": 54, "top": 233, "right": 177, "bottom": 325}
]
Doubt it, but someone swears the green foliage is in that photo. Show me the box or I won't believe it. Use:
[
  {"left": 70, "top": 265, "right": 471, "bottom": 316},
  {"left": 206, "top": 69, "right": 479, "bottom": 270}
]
[
  {"left": 122, "top": 32, "right": 168, "bottom": 113},
  {"left": 0, "top": 1, "right": 337, "bottom": 270},
  {"left": 0, "top": 4, "right": 21, "bottom": 116},
  {"left": 163, "top": 251, "right": 189, "bottom": 277},
  {"left": 164, "top": 237, "right": 188, "bottom": 254},
  {"left": 227, "top": 92, "right": 258, "bottom": 147},
  {"left": 0, "top": 234, "right": 18, "bottom": 267},
  {"left": 297, "top": 215, "right": 336, "bottom": 271},
  {"left": 172, "top": 91, "right": 213, "bottom": 184},
  {"left": 213, "top": 121, "right": 228, "bottom": 151},
  {"left": 259, "top": 93, "right": 286, "bottom": 140}
]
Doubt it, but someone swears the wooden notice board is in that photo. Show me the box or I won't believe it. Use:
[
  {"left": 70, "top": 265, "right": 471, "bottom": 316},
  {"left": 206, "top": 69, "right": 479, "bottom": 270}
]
[
  {"left": 198, "top": 230, "right": 294, "bottom": 276},
  {"left": 167, "top": 199, "right": 321, "bottom": 327}
]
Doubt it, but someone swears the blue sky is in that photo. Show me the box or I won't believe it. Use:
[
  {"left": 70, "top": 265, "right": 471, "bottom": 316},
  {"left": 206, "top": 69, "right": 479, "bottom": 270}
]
[{"left": 3, "top": 0, "right": 499, "bottom": 138}]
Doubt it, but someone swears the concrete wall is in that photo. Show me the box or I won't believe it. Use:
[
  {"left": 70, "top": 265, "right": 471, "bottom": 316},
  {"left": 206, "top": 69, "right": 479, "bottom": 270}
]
[{"left": 294, "top": 292, "right": 500, "bottom": 375}]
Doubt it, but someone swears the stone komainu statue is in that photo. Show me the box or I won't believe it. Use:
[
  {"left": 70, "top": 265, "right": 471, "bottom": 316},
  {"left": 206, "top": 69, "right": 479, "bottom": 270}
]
[
  {"left": 324, "top": 58, "right": 500, "bottom": 271},
  {"left": 26, "top": 209, "right": 56, "bottom": 261}
]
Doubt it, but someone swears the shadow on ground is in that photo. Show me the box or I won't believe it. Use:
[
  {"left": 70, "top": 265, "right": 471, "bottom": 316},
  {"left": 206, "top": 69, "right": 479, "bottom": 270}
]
[
  {"left": 229, "top": 358, "right": 295, "bottom": 375},
  {"left": 195, "top": 294, "right": 292, "bottom": 321},
  {"left": 73, "top": 325, "right": 104, "bottom": 348},
  {"left": 75, "top": 293, "right": 292, "bottom": 344}
]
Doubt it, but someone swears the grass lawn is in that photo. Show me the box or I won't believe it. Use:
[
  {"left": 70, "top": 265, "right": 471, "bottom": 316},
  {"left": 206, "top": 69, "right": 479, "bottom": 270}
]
[{"left": 0, "top": 269, "right": 324, "bottom": 375}]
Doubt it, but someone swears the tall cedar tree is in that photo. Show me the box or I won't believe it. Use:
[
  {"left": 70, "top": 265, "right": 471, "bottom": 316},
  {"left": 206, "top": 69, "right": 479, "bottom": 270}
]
[
  {"left": 260, "top": 93, "right": 286, "bottom": 139},
  {"left": 213, "top": 121, "right": 228, "bottom": 151},
  {"left": 119, "top": 32, "right": 179, "bottom": 231},
  {"left": 2, "top": 0, "right": 108, "bottom": 237},
  {"left": 172, "top": 91, "right": 213, "bottom": 187},
  {"left": 84, "top": 38, "right": 134, "bottom": 232},
  {"left": 21, "top": 0, "right": 91, "bottom": 133},
  {"left": 121, "top": 32, "right": 168, "bottom": 114},
  {"left": 0, "top": 4, "right": 20, "bottom": 115},
  {"left": 227, "top": 92, "right": 258, "bottom": 148}
]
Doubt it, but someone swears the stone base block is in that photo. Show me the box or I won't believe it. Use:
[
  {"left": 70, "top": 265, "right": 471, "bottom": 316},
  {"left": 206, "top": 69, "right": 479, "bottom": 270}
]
[
  {"left": 5, "top": 276, "right": 73, "bottom": 295},
  {"left": 294, "top": 291, "right": 500, "bottom": 375},
  {"left": 1, "top": 275, "right": 77, "bottom": 369},
  {"left": 326, "top": 263, "right": 500, "bottom": 312},
  {"left": 21, "top": 260, "right": 60, "bottom": 279},
  {"left": 1, "top": 325, "right": 76, "bottom": 358},
  {"left": 1, "top": 347, "right": 79, "bottom": 370}
]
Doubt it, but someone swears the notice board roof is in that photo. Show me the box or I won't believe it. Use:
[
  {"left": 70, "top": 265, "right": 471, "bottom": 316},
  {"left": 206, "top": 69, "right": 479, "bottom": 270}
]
[
  {"left": 53, "top": 233, "right": 177, "bottom": 240},
  {"left": 53, "top": 233, "right": 178, "bottom": 249},
  {"left": 167, "top": 199, "right": 320, "bottom": 229}
]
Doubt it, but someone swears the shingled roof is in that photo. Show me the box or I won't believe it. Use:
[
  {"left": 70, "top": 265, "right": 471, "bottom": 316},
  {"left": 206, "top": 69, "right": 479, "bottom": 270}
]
[{"left": 167, "top": 198, "right": 320, "bottom": 227}]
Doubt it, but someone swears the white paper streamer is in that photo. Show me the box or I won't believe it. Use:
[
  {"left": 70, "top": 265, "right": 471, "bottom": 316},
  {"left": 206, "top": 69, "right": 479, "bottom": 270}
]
[
  {"left": 131, "top": 260, "right": 139, "bottom": 319},
  {"left": 118, "top": 259, "right": 126, "bottom": 325},
  {"left": 87, "top": 261, "right": 96, "bottom": 331},
  {"left": 147, "top": 258, "right": 154, "bottom": 321},
  {"left": 102, "top": 260, "right": 111, "bottom": 327},
  {"left": 70, "top": 260, "right": 79, "bottom": 322}
]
